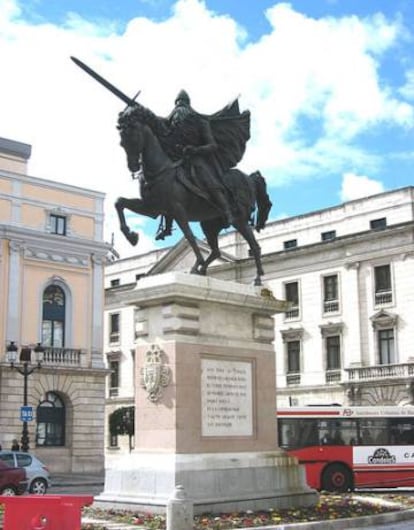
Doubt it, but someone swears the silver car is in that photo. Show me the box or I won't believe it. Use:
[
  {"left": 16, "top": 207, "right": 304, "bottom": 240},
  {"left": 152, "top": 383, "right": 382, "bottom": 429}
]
[{"left": 0, "top": 451, "right": 51, "bottom": 494}]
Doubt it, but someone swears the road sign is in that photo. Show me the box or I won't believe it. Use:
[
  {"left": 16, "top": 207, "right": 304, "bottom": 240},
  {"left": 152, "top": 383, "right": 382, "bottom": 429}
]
[{"left": 20, "top": 406, "right": 33, "bottom": 422}]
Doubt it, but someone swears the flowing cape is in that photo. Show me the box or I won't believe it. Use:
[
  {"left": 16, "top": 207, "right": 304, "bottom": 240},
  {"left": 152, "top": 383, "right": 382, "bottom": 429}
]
[{"left": 205, "top": 99, "right": 251, "bottom": 173}]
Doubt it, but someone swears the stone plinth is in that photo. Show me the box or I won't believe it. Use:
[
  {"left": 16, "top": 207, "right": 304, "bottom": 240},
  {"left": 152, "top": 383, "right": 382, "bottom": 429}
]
[{"left": 97, "top": 272, "right": 317, "bottom": 513}]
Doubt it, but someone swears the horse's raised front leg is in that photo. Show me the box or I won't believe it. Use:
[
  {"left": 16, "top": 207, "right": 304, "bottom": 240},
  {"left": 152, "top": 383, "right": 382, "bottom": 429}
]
[{"left": 115, "top": 197, "right": 158, "bottom": 246}]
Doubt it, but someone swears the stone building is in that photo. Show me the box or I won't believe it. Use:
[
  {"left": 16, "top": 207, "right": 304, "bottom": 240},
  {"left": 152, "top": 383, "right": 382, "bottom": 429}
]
[
  {"left": 104, "top": 186, "right": 414, "bottom": 453},
  {"left": 0, "top": 136, "right": 109, "bottom": 472}
]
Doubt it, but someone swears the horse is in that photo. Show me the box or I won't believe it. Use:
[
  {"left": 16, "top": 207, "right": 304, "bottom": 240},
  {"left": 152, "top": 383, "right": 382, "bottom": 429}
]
[{"left": 115, "top": 112, "right": 272, "bottom": 285}]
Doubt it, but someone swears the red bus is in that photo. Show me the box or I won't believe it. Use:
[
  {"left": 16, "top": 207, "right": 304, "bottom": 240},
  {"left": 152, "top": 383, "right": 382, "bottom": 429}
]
[{"left": 277, "top": 405, "right": 414, "bottom": 491}]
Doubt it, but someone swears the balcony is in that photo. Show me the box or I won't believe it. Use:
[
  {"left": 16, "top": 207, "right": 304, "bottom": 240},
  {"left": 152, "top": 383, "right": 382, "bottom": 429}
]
[
  {"left": 42, "top": 347, "right": 83, "bottom": 366},
  {"left": 285, "top": 307, "right": 300, "bottom": 320},
  {"left": 286, "top": 373, "right": 301, "bottom": 385},
  {"left": 375, "top": 289, "right": 392, "bottom": 305},
  {"left": 325, "top": 370, "right": 341, "bottom": 383},
  {"left": 323, "top": 300, "right": 339, "bottom": 313},
  {"left": 346, "top": 362, "right": 414, "bottom": 382}
]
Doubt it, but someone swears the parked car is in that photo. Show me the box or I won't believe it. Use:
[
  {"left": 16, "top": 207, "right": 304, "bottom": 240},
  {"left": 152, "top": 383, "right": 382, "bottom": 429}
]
[
  {"left": 0, "top": 451, "right": 51, "bottom": 494},
  {"left": 0, "top": 460, "right": 27, "bottom": 495}
]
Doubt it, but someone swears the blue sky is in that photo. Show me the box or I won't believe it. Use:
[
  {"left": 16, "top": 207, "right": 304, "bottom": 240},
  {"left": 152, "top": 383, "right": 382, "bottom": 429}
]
[{"left": 1, "top": 0, "right": 414, "bottom": 257}]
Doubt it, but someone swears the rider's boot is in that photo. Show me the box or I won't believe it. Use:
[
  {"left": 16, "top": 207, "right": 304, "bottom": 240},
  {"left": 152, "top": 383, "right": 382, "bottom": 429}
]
[{"left": 211, "top": 189, "right": 234, "bottom": 227}]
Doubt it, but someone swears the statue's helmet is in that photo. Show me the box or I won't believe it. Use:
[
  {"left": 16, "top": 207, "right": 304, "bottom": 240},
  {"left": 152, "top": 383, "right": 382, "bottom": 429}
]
[{"left": 175, "top": 89, "right": 190, "bottom": 106}]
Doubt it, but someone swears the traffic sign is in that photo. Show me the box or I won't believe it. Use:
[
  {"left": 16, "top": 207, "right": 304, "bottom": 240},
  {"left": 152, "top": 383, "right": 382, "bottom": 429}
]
[{"left": 20, "top": 406, "right": 33, "bottom": 422}]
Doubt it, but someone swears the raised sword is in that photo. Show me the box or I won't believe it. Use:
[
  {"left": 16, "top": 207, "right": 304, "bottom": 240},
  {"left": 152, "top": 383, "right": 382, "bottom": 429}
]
[{"left": 70, "top": 56, "right": 140, "bottom": 107}]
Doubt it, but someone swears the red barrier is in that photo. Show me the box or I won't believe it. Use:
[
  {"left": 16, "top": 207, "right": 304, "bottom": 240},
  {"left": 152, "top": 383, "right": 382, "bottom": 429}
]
[{"left": 0, "top": 494, "right": 94, "bottom": 530}]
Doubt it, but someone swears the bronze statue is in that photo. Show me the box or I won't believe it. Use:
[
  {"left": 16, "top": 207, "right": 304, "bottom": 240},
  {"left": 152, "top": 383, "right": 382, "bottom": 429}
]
[{"left": 71, "top": 57, "right": 272, "bottom": 285}]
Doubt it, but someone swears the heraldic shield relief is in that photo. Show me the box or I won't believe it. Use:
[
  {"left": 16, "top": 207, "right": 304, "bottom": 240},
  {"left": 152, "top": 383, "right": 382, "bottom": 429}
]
[{"left": 140, "top": 344, "right": 171, "bottom": 402}]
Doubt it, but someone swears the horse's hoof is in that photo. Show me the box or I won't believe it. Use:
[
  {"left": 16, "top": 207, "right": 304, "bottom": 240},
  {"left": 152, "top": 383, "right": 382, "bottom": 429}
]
[
  {"left": 190, "top": 267, "right": 206, "bottom": 276},
  {"left": 254, "top": 277, "right": 262, "bottom": 286},
  {"left": 128, "top": 231, "right": 139, "bottom": 246},
  {"left": 122, "top": 229, "right": 138, "bottom": 246}
]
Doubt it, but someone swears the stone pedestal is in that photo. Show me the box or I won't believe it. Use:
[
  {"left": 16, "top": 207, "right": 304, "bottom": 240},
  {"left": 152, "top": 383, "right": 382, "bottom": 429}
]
[{"left": 97, "top": 272, "right": 317, "bottom": 513}]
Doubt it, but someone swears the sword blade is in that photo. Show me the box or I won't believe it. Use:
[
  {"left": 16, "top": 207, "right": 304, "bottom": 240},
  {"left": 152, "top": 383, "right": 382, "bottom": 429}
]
[{"left": 70, "top": 56, "right": 135, "bottom": 107}]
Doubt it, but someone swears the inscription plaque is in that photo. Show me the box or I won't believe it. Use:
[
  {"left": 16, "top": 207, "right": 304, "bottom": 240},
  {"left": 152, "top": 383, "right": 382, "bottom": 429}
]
[{"left": 201, "top": 358, "right": 253, "bottom": 437}]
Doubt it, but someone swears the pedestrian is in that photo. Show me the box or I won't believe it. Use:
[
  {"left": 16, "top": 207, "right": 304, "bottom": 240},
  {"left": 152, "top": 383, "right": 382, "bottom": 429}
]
[{"left": 11, "top": 438, "right": 19, "bottom": 451}]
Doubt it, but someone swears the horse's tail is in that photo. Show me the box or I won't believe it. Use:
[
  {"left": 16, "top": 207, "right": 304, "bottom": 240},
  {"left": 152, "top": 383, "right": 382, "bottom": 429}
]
[{"left": 252, "top": 171, "right": 272, "bottom": 232}]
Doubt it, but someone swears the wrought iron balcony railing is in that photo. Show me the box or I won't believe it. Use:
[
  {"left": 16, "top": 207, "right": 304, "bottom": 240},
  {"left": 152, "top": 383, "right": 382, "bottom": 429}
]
[
  {"left": 325, "top": 369, "right": 341, "bottom": 383},
  {"left": 286, "top": 373, "right": 301, "bottom": 385},
  {"left": 285, "top": 307, "right": 300, "bottom": 320}
]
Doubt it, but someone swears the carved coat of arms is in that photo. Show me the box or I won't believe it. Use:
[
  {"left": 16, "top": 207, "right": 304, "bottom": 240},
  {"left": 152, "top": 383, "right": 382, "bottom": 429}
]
[{"left": 140, "top": 344, "right": 171, "bottom": 402}]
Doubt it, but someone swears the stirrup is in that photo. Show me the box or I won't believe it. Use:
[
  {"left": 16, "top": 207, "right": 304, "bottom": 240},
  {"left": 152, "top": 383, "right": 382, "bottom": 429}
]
[{"left": 155, "top": 228, "right": 172, "bottom": 241}]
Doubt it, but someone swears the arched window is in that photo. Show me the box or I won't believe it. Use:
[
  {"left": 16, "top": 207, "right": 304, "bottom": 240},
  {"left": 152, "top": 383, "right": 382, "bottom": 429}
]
[
  {"left": 42, "top": 285, "right": 65, "bottom": 347},
  {"left": 36, "top": 392, "right": 65, "bottom": 447}
]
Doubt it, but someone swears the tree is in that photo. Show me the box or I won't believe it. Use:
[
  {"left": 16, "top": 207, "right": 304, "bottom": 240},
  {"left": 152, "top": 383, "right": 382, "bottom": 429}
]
[{"left": 109, "top": 406, "right": 135, "bottom": 452}]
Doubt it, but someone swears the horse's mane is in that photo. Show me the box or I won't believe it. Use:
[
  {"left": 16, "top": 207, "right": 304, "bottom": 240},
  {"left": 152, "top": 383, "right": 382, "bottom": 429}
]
[{"left": 118, "top": 105, "right": 166, "bottom": 138}]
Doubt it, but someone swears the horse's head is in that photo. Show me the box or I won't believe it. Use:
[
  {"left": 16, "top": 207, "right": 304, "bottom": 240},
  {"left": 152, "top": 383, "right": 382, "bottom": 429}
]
[{"left": 117, "top": 109, "right": 144, "bottom": 175}]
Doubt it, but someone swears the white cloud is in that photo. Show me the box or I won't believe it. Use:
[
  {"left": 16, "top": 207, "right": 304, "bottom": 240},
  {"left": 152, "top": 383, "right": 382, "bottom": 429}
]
[
  {"left": 0, "top": 0, "right": 411, "bottom": 256},
  {"left": 340, "top": 172, "right": 385, "bottom": 201}
]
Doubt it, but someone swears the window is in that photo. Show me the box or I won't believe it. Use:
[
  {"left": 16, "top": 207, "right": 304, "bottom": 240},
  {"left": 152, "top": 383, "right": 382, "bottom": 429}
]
[
  {"left": 110, "top": 279, "right": 120, "bottom": 287},
  {"left": 281, "top": 328, "right": 303, "bottom": 385},
  {"left": 109, "top": 313, "right": 120, "bottom": 343},
  {"left": 323, "top": 274, "right": 339, "bottom": 313},
  {"left": 50, "top": 214, "right": 67, "bottom": 235},
  {"left": 284, "top": 281, "right": 299, "bottom": 319},
  {"left": 36, "top": 392, "right": 65, "bottom": 447},
  {"left": 284, "top": 239, "right": 297, "bottom": 250},
  {"left": 109, "top": 360, "right": 120, "bottom": 397},
  {"left": 326, "top": 335, "right": 341, "bottom": 370},
  {"left": 370, "top": 217, "right": 387, "bottom": 230},
  {"left": 109, "top": 434, "right": 118, "bottom": 448},
  {"left": 287, "top": 340, "right": 300, "bottom": 373},
  {"left": 42, "top": 285, "right": 65, "bottom": 347},
  {"left": 378, "top": 328, "right": 395, "bottom": 364},
  {"left": 321, "top": 230, "right": 336, "bottom": 241},
  {"left": 374, "top": 264, "right": 392, "bottom": 305}
]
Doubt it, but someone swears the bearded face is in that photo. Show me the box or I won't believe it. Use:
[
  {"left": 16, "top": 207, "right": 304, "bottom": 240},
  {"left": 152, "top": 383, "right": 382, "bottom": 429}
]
[{"left": 170, "top": 103, "right": 193, "bottom": 126}]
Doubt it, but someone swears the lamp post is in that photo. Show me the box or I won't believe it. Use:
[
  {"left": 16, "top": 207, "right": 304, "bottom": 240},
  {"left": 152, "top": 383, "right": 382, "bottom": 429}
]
[{"left": 6, "top": 341, "right": 44, "bottom": 452}]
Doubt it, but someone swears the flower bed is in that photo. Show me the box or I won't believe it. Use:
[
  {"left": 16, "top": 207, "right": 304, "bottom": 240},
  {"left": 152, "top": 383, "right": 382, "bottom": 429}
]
[{"left": 80, "top": 492, "right": 414, "bottom": 529}]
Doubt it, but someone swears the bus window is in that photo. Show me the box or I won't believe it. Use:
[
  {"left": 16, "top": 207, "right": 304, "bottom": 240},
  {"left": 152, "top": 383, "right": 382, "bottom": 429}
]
[
  {"left": 278, "top": 418, "right": 318, "bottom": 448},
  {"left": 318, "top": 419, "right": 358, "bottom": 445},
  {"left": 389, "top": 418, "right": 414, "bottom": 444},
  {"left": 360, "top": 419, "right": 388, "bottom": 445}
]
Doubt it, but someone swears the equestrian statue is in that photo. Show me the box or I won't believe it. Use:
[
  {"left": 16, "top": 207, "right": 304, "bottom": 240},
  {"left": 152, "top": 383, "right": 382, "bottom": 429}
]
[{"left": 71, "top": 57, "right": 272, "bottom": 285}]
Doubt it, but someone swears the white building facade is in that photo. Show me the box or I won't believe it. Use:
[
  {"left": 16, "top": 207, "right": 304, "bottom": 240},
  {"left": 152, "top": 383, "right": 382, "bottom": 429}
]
[{"left": 104, "top": 187, "right": 414, "bottom": 451}]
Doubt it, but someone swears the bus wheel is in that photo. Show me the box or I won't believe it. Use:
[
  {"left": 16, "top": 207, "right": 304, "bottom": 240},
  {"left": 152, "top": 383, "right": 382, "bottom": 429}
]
[{"left": 322, "top": 463, "right": 353, "bottom": 492}]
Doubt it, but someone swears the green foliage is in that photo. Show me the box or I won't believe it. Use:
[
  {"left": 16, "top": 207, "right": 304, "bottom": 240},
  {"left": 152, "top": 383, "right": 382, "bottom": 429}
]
[{"left": 109, "top": 406, "right": 134, "bottom": 436}]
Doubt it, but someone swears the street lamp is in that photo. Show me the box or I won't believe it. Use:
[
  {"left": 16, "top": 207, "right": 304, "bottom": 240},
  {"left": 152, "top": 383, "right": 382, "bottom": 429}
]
[{"left": 6, "top": 341, "right": 45, "bottom": 452}]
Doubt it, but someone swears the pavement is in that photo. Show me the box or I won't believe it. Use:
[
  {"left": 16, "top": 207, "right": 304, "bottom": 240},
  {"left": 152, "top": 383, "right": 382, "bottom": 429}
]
[{"left": 51, "top": 471, "right": 105, "bottom": 487}]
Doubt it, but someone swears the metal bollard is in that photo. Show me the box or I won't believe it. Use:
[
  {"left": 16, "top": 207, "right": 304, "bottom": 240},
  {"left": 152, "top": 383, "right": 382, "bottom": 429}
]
[{"left": 167, "top": 485, "right": 193, "bottom": 530}]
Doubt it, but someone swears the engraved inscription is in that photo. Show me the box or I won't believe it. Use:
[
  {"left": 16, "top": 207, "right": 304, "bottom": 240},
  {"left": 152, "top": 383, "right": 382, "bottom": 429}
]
[{"left": 201, "top": 358, "right": 253, "bottom": 437}]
